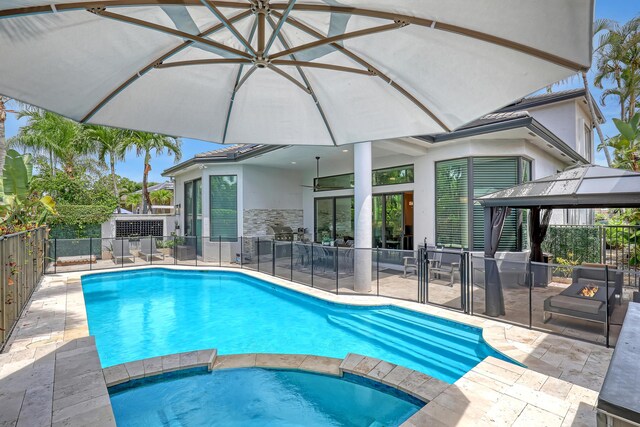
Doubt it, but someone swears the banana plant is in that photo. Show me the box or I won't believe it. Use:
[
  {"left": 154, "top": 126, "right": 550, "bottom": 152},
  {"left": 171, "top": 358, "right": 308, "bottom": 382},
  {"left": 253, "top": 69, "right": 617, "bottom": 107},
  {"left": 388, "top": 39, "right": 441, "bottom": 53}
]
[{"left": 0, "top": 149, "right": 56, "bottom": 228}]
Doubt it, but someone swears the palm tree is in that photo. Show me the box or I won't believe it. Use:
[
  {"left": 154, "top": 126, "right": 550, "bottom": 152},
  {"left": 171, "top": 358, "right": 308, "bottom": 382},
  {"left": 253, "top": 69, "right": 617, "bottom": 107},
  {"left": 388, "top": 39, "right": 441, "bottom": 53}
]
[
  {"left": 150, "top": 189, "right": 173, "bottom": 206},
  {"left": 124, "top": 132, "right": 181, "bottom": 214},
  {"left": 14, "top": 109, "right": 93, "bottom": 177},
  {"left": 125, "top": 193, "right": 142, "bottom": 213},
  {"left": 86, "top": 125, "right": 128, "bottom": 213},
  {"left": 594, "top": 16, "right": 640, "bottom": 121}
]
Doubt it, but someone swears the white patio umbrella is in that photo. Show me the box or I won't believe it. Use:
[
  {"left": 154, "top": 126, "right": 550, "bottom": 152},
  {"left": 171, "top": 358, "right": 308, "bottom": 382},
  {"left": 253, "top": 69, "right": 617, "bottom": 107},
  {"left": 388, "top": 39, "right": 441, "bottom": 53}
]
[{"left": 0, "top": 1, "right": 593, "bottom": 146}]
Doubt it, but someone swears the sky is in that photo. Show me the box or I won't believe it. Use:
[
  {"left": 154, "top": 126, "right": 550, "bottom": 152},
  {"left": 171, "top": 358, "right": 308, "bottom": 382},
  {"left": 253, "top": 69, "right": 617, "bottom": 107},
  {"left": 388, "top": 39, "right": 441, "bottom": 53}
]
[{"left": 4, "top": 0, "right": 639, "bottom": 182}]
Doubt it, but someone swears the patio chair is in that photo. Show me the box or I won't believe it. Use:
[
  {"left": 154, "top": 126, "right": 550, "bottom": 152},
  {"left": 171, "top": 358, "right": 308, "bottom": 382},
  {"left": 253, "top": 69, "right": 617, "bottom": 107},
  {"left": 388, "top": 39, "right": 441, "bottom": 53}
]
[
  {"left": 112, "top": 238, "right": 135, "bottom": 264},
  {"left": 403, "top": 252, "right": 418, "bottom": 278},
  {"left": 140, "top": 237, "right": 165, "bottom": 262},
  {"left": 430, "top": 247, "right": 462, "bottom": 286}
]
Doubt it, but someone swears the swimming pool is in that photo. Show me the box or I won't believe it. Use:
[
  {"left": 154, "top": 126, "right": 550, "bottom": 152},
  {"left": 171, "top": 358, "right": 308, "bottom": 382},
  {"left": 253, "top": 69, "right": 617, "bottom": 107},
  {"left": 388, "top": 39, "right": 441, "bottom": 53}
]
[
  {"left": 109, "top": 367, "right": 423, "bottom": 426},
  {"left": 82, "top": 268, "right": 514, "bottom": 383}
]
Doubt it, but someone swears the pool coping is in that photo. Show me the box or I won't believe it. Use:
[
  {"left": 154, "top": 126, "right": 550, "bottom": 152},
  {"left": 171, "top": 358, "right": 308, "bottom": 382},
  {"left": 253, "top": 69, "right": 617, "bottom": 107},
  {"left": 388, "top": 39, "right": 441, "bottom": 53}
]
[
  {"left": 102, "top": 351, "right": 451, "bottom": 405},
  {"left": 1, "top": 265, "right": 611, "bottom": 426}
]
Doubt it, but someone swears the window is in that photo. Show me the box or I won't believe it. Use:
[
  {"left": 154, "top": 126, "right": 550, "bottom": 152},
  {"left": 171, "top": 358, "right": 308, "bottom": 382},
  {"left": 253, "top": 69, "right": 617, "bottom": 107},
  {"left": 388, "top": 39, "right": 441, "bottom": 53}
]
[
  {"left": 472, "top": 158, "right": 519, "bottom": 251},
  {"left": 373, "top": 165, "right": 414, "bottom": 186},
  {"left": 209, "top": 175, "right": 237, "bottom": 241},
  {"left": 436, "top": 157, "right": 532, "bottom": 250},
  {"left": 314, "top": 173, "right": 354, "bottom": 191},
  {"left": 314, "top": 164, "right": 415, "bottom": 191},
  {"left": 314, "top": 197, "right": 354, "bottom": 243},
  {"left": 584, "top": 124, "right": 592, "bottom": 162},
  {"left": 435, "top": 159, "right": 469, "bottom": 248}
]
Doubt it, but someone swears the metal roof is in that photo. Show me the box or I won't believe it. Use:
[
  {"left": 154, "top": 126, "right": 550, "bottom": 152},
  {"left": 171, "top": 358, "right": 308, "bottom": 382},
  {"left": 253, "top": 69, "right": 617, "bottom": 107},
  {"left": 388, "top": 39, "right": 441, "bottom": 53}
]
[{"left": 477, "top": 165, "right": 640, "bottom": 208}]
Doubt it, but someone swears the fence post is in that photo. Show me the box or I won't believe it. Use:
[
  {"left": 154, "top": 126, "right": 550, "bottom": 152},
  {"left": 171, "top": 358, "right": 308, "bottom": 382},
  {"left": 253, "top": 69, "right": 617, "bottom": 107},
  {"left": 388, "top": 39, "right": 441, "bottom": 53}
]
[
  {"left": 121, "top": 238, "right": 125, "bottom": 268},
  {"left": 376, "top": 247, "right": 380, "bottom": 297},
  {"left": 173, "top": 235, "right": 177, "bottom": 265},
  {"left": 195, "top": 237, "right": 198, "bottom": 267},
  {"left": 149, "top": 236, "right": 153, "bottom": 266},
  {"left": 89, "top": 238, "right": 93, "bottom": 271},
  {"left": 290, "top": 240, "right": 293, "bottom": 282},
  {"left": 605, "top": 265, "right": 610, "bottom": 348},
  {"left": 528, "top": 259, "right": 533, "bottom": 329},
  {"left": 257, "top": 237, "right": 260, "bottom": 272},
  {"left": 219, "top": 235, "right": 222, "bottom": 267},
  {"left": 335, "top": 247, "right": 339, "bottom": 295},
  {"left": 469, "top": 252, "right": 475, "bottom": 316},
  {"left": 54, "top": 238, "right": 57, "bottom": 275},
  {"left": 600, "top": 226, "right": 606, "bottom": 265},
  {"left": 1, "top": 237, "right": 5, "bottom": 345},
  {"left": 240, "top": 237, "right": 243, "bottom": 269},
  {"left": 310, "top": 243, "right": 314, "bottom": 288},
  {"left": 272, "top": 240, "right": 276, "bottom": 276}
]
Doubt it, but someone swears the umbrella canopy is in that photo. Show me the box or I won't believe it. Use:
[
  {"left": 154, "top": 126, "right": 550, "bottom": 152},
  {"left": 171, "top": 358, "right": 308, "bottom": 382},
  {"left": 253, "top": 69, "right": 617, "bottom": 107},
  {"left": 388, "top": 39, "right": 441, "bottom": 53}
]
[{"left": 0, "top": 1, "right": 593, "bottom": 146}]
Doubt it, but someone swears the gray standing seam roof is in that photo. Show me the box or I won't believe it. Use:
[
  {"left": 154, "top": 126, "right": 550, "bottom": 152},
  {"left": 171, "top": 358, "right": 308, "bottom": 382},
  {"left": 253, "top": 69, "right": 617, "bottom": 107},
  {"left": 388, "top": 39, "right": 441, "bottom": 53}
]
[{"left": 477, "top": 165, "right": 640, "bottom": 208}]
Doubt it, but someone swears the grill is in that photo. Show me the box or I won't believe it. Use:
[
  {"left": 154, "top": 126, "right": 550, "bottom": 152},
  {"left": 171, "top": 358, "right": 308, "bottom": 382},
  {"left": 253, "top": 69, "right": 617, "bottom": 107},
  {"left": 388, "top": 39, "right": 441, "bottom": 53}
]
[{"left": 267, "top": 224, "right": 294, "bottom": 241}]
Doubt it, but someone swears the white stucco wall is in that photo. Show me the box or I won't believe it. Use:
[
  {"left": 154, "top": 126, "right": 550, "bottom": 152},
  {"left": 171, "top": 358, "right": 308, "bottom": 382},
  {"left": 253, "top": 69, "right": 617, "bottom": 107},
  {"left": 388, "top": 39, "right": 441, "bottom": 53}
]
[{"left": 527, "top": 101, "right": 577, "bottom": 150}]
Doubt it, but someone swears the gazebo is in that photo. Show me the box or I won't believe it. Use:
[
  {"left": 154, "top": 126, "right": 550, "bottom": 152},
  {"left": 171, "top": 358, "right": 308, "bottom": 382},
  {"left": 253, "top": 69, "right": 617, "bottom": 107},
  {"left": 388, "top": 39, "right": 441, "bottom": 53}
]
[{"left": 477, "top": 165, "right": 640, "bottom": 317}]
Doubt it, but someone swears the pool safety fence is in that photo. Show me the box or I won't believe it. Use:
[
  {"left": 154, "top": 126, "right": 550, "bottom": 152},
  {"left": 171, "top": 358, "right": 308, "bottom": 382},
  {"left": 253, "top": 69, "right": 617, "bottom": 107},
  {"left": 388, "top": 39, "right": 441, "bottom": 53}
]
[
  {"left": 43, "top": 235, "right": 625, "bottom": 348},
  {"left": 0, "top": 226, "right": 48, "bottom": 349}
]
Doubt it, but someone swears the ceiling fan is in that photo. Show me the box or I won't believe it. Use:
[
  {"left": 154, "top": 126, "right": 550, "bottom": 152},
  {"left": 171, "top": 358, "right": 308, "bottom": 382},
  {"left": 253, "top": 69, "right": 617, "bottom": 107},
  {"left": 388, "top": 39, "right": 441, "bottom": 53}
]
[{"left": 300, "top": 156, "right": 347, "bottom": 191}]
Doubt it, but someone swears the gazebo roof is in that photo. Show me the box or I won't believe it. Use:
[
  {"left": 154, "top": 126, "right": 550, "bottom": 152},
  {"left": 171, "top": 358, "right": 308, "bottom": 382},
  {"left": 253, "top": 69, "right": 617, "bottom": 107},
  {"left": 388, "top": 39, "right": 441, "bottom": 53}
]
[{"left": 477, "top": 165, "right": 640, "bottom": 208}]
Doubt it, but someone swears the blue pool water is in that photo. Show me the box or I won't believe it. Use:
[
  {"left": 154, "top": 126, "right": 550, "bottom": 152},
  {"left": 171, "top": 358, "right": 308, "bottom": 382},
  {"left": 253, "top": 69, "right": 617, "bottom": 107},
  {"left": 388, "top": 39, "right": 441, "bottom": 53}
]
[
  {"left": 82, "top": 269, "right": 514, "bottom": 383},
  {"left": 109, "top": 367, "right": 422, "bottom": 426}
]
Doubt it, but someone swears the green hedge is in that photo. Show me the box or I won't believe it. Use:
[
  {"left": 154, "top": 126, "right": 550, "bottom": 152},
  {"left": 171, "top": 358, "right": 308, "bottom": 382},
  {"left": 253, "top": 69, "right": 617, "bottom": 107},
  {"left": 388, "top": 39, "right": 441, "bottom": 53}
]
[
  {"left": 542, "top": 226, "right": 601, "bottom": 264},
  {"left": 48, "top": 204, "right": 113, "bottom": 238}
]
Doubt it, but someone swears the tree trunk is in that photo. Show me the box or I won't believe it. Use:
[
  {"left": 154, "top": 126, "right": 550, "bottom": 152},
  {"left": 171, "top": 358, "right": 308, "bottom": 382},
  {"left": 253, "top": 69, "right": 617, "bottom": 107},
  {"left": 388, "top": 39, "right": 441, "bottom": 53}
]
[
  {"left": 142, "top": 150, "right": 152, "bottom": 214},
  {"left": 111, "top": 156, "right": 120, "bottom": 214},
  {"left": 49, "top": 149, "right": 55, "bottom": 177},
  {"left": 0, "top": 98, "right": 7, "bottom": 176},
  {"left": 582, "top": 71, "right": 612, "bottom": 167}
]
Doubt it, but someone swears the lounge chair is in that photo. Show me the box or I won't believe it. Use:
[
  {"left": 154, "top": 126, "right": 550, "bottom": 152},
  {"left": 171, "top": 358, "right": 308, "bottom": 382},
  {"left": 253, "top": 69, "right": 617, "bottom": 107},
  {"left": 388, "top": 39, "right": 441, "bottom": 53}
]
[
  {"left": 112, "top": 239, "right": 135, "bottom": 264},
  {"left": 140, "top": 237, "right": 165, "bottom": 262}
]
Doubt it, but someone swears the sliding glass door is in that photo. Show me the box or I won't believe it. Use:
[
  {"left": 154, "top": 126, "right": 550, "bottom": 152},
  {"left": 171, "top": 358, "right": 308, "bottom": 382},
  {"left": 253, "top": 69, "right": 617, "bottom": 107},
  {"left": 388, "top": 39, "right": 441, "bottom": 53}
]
[
  {"left": 314, "top": 197, "right": 354, "bottom": 244},
  {"left": 373, "top": 193, "right": 405, "bottom": 249}
]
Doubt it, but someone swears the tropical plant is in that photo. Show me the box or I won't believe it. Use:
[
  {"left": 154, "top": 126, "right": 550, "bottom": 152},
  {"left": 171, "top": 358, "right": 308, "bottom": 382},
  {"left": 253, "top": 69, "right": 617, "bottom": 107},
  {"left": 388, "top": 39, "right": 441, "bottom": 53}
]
[
  {"left": 123, "top": 132, "right": 181, "bottom": 213},
  {"left": 0, "top": 149, "right": 56, "bottom": 233},
  {"left": 150, "top": 189, "right": 173, "bottom": 206},
  {"left": 86, "top": 125, "right": 129, "bottom": 213},
  {"left": 594, "top": 16, "right": 640, "bottom": 122},
  {"left": 13, "top": 109, "right": 94, "bottom": 177},
  {"left": 0, "top": 96, "right": 11, "bottom": 175},
  {"left": 125, "top": 193, "right": 142, "bottom": 212},
  {"left": 606, "top": 112, "right": 640, "bottom": 171}
]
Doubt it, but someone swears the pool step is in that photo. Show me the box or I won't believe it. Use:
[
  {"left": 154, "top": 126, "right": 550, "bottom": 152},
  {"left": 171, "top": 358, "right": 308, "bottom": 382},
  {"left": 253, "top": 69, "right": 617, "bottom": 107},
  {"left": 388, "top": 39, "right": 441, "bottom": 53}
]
[
  {"left": 330, "top": 314, "right": 482, "bottom": 367},
  {"left": 371, "top": 310, "right": 481, "bottom": 342},
  {"left": 326, "top": 315, "right": 470, "bottom": 381},
  {"left": 361, "top": 311, "right": 483, "bottom": 348}
]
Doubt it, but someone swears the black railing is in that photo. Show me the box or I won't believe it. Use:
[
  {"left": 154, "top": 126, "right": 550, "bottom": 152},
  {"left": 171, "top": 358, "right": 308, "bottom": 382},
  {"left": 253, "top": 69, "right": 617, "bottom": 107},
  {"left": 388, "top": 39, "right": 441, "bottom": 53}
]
[
  {"left": 44, "top": 235, "right": 625, "bottom": 348},
  {"left": 1, "top": 227, "right": 48, "bottom": 349}
]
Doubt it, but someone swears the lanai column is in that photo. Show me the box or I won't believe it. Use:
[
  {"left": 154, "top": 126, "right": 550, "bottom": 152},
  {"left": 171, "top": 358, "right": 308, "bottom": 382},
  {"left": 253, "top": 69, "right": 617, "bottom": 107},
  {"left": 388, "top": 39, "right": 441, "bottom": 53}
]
[{"left": 354, "top": 142, "right": 372, "bottom": 292}]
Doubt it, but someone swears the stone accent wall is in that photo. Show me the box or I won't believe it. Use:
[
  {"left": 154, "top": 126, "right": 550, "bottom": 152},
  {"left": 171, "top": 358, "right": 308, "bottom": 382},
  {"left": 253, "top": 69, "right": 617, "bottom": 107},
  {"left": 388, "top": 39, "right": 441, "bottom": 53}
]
[{"left": 243, "top": 209, "right": 304, "bottom": 237}]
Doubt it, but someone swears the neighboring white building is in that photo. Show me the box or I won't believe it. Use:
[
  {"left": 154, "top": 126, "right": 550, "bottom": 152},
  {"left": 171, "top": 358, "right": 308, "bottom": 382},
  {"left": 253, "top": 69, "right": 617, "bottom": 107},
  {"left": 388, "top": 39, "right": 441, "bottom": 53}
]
[{"left": 162, "top": 89, "right": 603, "bottom": 263}]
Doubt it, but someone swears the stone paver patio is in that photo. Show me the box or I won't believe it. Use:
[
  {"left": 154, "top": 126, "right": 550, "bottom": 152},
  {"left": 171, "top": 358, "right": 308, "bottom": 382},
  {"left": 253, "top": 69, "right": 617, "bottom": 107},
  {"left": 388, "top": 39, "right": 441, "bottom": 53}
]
[{"left": 1, "top": 265, "right": 614, "bottom": 426}]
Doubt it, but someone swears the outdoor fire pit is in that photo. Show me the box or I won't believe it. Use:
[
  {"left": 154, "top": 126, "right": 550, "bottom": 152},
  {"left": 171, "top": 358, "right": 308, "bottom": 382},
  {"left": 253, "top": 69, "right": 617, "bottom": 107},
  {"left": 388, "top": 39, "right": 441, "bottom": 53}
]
[{"left": 579, "top": 285, "right": 599, "bottom": 298}]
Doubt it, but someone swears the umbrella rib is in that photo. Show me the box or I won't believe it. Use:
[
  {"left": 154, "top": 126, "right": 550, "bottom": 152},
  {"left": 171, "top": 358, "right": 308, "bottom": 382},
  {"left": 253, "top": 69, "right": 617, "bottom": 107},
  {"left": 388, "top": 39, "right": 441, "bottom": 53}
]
[
  {"left": 92, "top": 9, "right": 252, "bottom": 60},
  {"left": 0, "top": 2, "right": 585, "bottom": 71},
  {"left": 222, "top": 15, "right": 259, "bottom": 143},
  {"left": 272, "top": 11, "right": 450, "bottom": 132},
  {"left": 263, "top": 0, "right": 296, "bottom": 56},
  {"left": 270, "top": 60, "right": 373, "bottom": 76},
  {"left": 156, "top": 58, "right": 252, "bottom": 69},
  {"left": 81, "top": 9, "right": 252, "bottom": 123},
  {"left": 270, "top": 22, "right": 403, "bottom": 60},
  {"left": 199, "top": 0, "right": 257, "bottom": 57},
  {"left": 267, "top": 64, "right": 311, "bottom": 93},
  {"left": 266, "top": 15, "right": 337, "bottom": 146}
]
